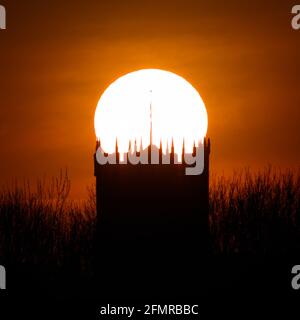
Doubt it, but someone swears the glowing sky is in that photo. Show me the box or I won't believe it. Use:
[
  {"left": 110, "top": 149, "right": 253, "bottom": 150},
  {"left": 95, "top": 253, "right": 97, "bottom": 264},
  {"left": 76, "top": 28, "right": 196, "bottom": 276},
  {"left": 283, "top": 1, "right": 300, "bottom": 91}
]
[{"left": 0, "top": 0, "right": 300, "bottom": 198}]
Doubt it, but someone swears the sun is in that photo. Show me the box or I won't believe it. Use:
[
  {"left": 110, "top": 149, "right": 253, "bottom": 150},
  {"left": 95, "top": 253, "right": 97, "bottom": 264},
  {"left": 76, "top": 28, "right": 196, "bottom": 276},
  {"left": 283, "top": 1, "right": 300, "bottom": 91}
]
[{"left": 94, "top": 69, "right": 208, "bottom": 154}]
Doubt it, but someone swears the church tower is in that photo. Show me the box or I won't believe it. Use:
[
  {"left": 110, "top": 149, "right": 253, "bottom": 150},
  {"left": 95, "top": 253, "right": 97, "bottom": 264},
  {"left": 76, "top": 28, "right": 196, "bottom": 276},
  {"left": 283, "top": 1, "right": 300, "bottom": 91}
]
[{"left": 94, "top": 123, "right": 211, "bottom": 299}]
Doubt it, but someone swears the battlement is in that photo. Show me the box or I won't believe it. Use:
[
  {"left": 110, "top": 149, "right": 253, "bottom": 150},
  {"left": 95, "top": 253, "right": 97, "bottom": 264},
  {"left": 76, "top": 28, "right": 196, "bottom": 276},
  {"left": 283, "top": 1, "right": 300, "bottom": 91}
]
[{"left": 94, "top": 137, "right": 210, "bottom": 171}]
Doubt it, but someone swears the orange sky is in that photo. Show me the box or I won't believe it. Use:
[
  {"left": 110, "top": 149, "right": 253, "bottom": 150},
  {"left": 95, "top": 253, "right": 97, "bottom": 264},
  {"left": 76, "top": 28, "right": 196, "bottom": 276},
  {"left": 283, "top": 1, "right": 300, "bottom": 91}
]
[{"left": 0, "top": 0, "right": 299, "bottom": 199}]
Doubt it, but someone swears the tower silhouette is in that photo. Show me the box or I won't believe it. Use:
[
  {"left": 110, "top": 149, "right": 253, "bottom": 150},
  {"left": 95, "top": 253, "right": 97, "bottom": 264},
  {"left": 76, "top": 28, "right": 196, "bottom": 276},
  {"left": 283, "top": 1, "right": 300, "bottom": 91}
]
[{"left": 94, "top": 109, "right": 211, "bottom": 300}]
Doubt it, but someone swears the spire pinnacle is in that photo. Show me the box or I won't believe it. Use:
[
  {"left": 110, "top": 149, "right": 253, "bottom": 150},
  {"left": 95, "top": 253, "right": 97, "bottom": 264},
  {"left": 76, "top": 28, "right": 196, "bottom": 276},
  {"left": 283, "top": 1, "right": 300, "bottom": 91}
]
[
  {"left": 149, "top": 95, "right": 153, "bottom": 147},
  {"left": 96, "top": 139, "right": 100, "bottom": 151},
  {"left": 134, "top": 138, "right": 137, "bottom": 153},
  {"left": 115, "top": 137, "right": 119, "bottom": 163},
  {"left": 170, "top": 138, "right": 175, "bottom": 164},
  {"left": 182, "top": 138, "right": 185, "bottom": 164},
  {"left": 159, "top": 139, "right": 163, "bottom": 164},
  {"left": 192, "top": 140, "right": 196, "bottom": 157},
  {"left": 171, "top": 137, "right": 175, "bottom": 152}
]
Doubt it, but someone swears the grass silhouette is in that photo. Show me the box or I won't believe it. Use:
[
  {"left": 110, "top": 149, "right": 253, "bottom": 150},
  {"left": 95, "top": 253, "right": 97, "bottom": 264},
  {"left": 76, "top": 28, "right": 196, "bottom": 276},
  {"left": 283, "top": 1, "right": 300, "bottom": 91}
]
[
  {"left": 0, "top": 167, "right": 299, "bottom": 284},
  {"left": 210, "top": 166, "right": 300, "bottom": 255},
  {"left": 0, "top": 170, "right": 95, "bottom": 277}
]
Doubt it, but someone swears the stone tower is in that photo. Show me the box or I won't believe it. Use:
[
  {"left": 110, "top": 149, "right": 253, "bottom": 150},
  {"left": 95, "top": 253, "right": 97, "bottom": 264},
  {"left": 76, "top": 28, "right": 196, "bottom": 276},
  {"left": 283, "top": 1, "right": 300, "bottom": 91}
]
[{"left": 94, "top": 134, "right": 210, "bottom": 300}]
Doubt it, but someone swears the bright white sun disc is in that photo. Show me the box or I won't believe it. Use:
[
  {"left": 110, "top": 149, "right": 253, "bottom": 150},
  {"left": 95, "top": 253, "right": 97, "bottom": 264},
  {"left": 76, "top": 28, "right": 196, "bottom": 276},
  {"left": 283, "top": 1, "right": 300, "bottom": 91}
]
[{"left": 94, "top": 69, "right": 208, "bottom": 154}]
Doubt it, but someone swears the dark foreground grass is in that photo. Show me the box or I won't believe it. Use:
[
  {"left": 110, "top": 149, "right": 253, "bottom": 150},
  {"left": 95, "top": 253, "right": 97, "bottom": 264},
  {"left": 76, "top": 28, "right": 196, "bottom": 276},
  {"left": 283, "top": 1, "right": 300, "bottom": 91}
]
[
  {"left": 0, "top": 170, "right": 96, "bottom": 275},
  {"left": 210, "top": 167, "right": 300, "bottom": 255},
  {"left": 0, "top": 167, "right": 299, "bottom": 276}
]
